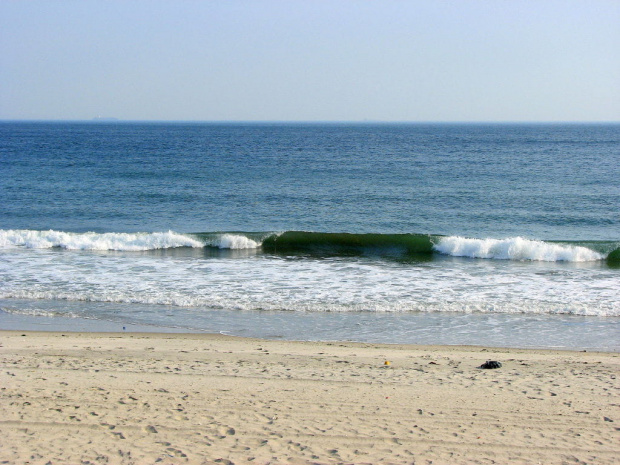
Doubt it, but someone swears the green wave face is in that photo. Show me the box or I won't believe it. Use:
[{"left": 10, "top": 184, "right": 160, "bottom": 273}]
[
  {"left": 606, "top": 248, "right": 620, "bottom": 267},
  {"left": 261, "top": 231, "right": 437, "bottom": 257}
]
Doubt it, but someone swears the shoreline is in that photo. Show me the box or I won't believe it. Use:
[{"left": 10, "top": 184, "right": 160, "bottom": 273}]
[
  {"left": 0, "top": 328, "right": 615, "bottom": 354},
  {"left": 1, "top": 331, "right": 618, "bottom": 464},
  {"left": 2, "top": 308, "right": 619, "bottom": 353}
]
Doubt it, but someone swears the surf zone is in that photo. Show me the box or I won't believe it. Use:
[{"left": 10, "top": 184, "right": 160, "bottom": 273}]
[{"left": 2, "top": 229, "right": 618, "bottom": 265}]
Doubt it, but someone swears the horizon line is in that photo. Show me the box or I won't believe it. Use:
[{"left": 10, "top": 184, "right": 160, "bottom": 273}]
[{"left": 1, "top": 118, "right": 619, "bottom": 124}]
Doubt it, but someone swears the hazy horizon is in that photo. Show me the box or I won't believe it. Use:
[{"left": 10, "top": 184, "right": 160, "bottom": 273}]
[
  {"left": 1, "top": 1, "right": 619, "bottom": 122},
  {"left": 2, "top": 119, "right": 620, "bottom": 124}
]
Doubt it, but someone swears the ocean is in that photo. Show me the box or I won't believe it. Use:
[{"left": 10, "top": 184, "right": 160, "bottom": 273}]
[{"left": 1, "top": 122, "right": 618, "bottom": 350}]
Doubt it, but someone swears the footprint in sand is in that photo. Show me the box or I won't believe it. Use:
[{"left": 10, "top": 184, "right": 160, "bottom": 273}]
[
  {"left": 165, "top": 447, "right": 187, "bottom": 458},
  {"left": 216, "top": 426, "right": 236, "bottom": 438}
]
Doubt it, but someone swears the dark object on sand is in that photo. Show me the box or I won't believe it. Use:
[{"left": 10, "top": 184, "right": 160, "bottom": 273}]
[{"left": 480, "top": 360, "right": 502, "bottom": 369}]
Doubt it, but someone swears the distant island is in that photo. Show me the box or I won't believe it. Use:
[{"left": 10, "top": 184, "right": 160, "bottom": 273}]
[{"left": 92, "top": 116, "right": 119, "bottom": 122}]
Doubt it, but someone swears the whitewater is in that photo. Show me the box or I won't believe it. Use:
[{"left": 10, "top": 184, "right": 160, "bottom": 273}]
[{"left": 1, "top": 229, "right": 618, "bottom": 320}]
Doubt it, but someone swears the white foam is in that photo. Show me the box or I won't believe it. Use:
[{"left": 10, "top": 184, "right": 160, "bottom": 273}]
[
  {"left": 433, "top": 236, "right": 603, "bottom": 262},
  {"left": 0, "top": 229, "right": 204, "bottom": 251},
  {"left": 1, "top": 247, "right": 617, "bottom": 317},
  {"left": 209, "top": 234, "right": 260, "bottom": 249},
  {"left": 0, "top": 306, "right": 78, "bottom": 318}
]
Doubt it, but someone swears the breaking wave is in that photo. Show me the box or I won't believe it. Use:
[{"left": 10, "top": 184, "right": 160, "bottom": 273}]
[
  {"left": 0, "top": 229, "right": 617, "bottom": 264},
  {"left": 433, "top": 236, "right": 605, "bottom": 262},
  {"left": 0, "top": 229, "right": 257, "bottom": 251}
]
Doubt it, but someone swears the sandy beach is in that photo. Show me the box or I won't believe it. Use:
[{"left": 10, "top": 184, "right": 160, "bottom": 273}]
[{"left": 0, "top": 331, "right": 618, "bottom": 464}]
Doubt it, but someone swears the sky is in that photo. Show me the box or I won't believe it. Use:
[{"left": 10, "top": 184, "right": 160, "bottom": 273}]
[{"left": 1, "top": 0, "right": 619, "bottom": 122}]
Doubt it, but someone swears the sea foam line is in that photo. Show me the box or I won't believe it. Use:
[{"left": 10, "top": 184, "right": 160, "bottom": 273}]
[
  {"left": 0, "top": 229, "right": 263, "bottom": 251},
  {"left": 0, "top": 229, "right": 205, "bottom": 251},
  {"left": 434, "top": 236, "right": 603, "bottom": 262}
]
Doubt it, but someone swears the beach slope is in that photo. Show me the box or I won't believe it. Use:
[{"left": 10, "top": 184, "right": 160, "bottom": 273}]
[{"left": 1, "top": 331, "right": 618, "bottom": 464}]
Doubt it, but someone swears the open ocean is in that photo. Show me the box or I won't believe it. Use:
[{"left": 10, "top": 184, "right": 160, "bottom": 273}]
[{"left": 1, "top": 122, "right": 618, "bottom": 350}]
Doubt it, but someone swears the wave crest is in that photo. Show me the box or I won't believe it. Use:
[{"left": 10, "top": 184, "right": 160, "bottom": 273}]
[
  {"left": 1, "top": 229, "right": 612, "bottom": 262},
  {"left": 0, "top": 229, "right": 205, "bottom": 251},
  {"left": 434, "top": 236, "right": 604, "bottom": 262},
  {"left": 207, "top": 234, "right": 261, "bottom": 249}
]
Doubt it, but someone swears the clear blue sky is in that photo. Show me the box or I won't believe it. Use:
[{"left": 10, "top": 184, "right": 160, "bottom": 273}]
[{"left": 1, "top": 0, "right": 619, "bottom": 121}]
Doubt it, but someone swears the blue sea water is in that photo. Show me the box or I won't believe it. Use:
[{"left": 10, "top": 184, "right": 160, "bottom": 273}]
[{"left": 1, "top": 122, "right": 618, "bottom": 350}]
